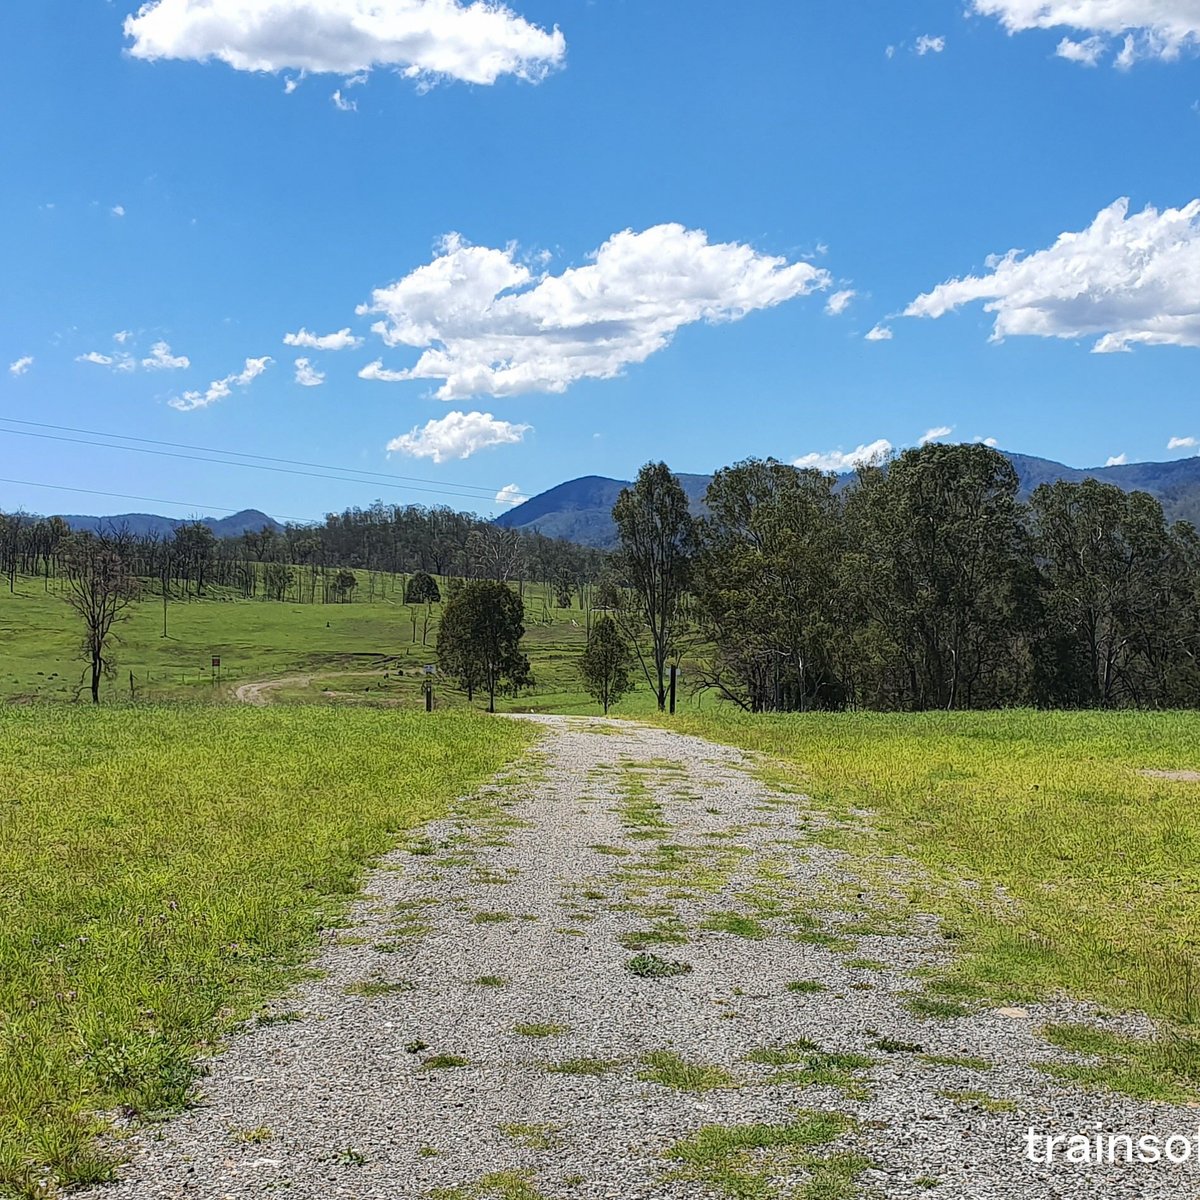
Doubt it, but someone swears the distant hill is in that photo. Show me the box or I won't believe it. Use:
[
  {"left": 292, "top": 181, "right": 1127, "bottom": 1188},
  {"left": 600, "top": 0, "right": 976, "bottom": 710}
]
[
  {"left": 496, "top": 452, "right": 1200, "bottom": 549},
  {"left": 58, "top": 509, "right": 282, "bottom": 539}
]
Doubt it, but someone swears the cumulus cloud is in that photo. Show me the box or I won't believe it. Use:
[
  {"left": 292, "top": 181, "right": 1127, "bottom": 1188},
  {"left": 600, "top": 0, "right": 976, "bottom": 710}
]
[
  {"left": 8, "top": 356, "right": 33, "bottom": 376},
  {"left": 974, "top": 435, "right": 1000, "bottom": 447},
  {"left": 294, "top": 357, "right": 325, "bottom": 386},
  {"left": 494, "top": 483, "right": 526, "bottom": 506},
  {"left": 142, "top": 340, "right": 190, "bottom": 370},
  {"left": 919, "top": 425, "right": 954, "bottom": 444},
  {"left": 793, "top": 439, "right": 894, "bottom": 473},
  {"left": 1106, "top": 452, "right": 1129, "bottom": 465},
  {"left": 124, "top": 0, "right": 566, "bottom": 87},
  {"left": 972, "top": 1, "right": 1200, "bottom": 64},
  {"left": 284, "top": 326, "right": 363, "bottom": 351},
  {"left": 358, "top": 225, "right": 831, "bottom": 400},
  {"left": 77, "top": 350, "right": 136, "bottom": 371},
  {"left": 331, "top": 88, "right": 356, "bottom": 110},
  {"left": 825, "top": 289, "right": 856, "bottom": 315},
  {"left": 905, "top": 198, "right": 1200, "bottom": 353},
  {"left": 916, "top": 34, "right": 946, "bottom": 54},
  {"left": 386, "top": 410, "right": 530, "bottom": 462},
  {"left": 1168, "top": 435, "right": 1198, "bottom": 450},
  {"left": 113, "top": 330, "right": 133, "bottom": 344},
  {"left": 111, "top": 205, "right": 126, "bottom": 217},
  {"left": 865, "top": 323, "right": 893, "bottom": 341},
  {"left": 169, "top": 355, "right": 272, "bottom": 412}
]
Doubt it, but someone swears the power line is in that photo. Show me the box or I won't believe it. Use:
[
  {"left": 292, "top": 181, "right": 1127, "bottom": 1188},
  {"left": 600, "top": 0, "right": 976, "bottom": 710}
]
[
  {"left": 0, "top": 423, "right": 530, "bottom": 509},
  {"left": 0, "top": 477, "right": 317, "bottom": 525},
  {"left": 0, "top": 416, "right": 528, "bottom": 503}
]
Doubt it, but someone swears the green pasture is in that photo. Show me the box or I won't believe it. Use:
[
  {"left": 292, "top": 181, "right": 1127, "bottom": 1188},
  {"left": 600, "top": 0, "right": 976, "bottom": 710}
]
[{"left": 0, "top": 705, "right": 534, "bottom": 1196}]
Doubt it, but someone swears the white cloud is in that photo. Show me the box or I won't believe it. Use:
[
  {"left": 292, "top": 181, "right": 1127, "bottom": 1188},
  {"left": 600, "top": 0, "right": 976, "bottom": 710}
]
[
  {"left": 284, "top": 75, "right": 300, "bottom": 93},
  {"left": 113, "top": 329, "right": 133, "bottom": 343},
  {"left": 919, "top": 425, "right": 954, "bottom": 445},
  {"left": 1056, "top": 34, "right": 1107, "bottom": 63},
  {"left": 865, "top": 323, "right": 893, "bottom": 341},
  {"left": 8, "top": 356, "right": 33, "bottom": 376},
  {"left": 973, "top": 1, "right": 1200, "bottom": 65},
  {"left": 169, "top": 355, "right": 272, "bottom": 412},
  {"left": 124, "top": 0, "right": 566, "bottom": 87},
  {"left": 331, "top": 88, "right": 356, "bottom": 110},
  {"left": 885, "top": 43, "right": 897, "bottom": 58},
  {"left": 284, "top": 326, "right": 363, "bottom": 351},
  {"left": 906, "top": 198, "right": 1200, "bottom": 353},
  {"left": 294, "top": 357, "right": 325, "bottom": 386},
  {"left": 494, "top": 483, "right": 526, "bottom": 506},
  {"left": 142, "top": 340, "right": 190, "bottom": 370},
  {"left": 386, "top": 410, "right": 530, "bottom": 462},
  {"left": 358, "top": 225, "right": 831, "bottom": 400},
  {"left": 915, "top": 34, "right": 946, "bottom": 54},
  {"left": 1105, "top": 452, "right": 1129, "bottom": 465},
  {"left": 793, "top": 439, "right": 894, "bottom": 473},
  {"left": 111, "top": 204, "right": 126, "bottom": 217},
  {"left": 825, "top": 289, "right": 856, "bottom": 315},
  {"left": 974, "top": 435, "right": 1000, "bottom": 447},
  {"left": 1168, "top": 435, "right": 1198, "bottom": 450}
]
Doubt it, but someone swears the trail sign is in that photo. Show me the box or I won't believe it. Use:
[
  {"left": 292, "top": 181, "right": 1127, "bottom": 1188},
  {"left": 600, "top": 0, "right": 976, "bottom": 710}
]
[
  {"left": 211, "top": 656, "right": 221, "bottom": 669},
  {"left": 423, "top": 664, "right": 437, "bottom": 675}
]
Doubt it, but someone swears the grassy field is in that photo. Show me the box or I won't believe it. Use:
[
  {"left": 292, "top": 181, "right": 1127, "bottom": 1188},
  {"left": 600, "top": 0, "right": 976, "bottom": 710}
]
[
  {"left": 0, "top": 705, "right": 535, "bottom": 1196},
  {"left": 658, "top": 709, "right": 1200, "bottom": 1092},
  {"left": 0, "top": 571, "right": 606, "bottom": 711}
]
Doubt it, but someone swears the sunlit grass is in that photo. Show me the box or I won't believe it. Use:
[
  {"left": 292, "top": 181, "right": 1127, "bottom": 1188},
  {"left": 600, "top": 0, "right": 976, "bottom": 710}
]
[{"left": 0, "top": 704, "right": 533, "bottom": 1195}]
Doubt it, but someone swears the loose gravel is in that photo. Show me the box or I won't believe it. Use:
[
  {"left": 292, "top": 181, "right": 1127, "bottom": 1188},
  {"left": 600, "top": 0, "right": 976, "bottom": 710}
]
[{"left": 80, "top": 716, "right": 1200, "bottom": 1199}]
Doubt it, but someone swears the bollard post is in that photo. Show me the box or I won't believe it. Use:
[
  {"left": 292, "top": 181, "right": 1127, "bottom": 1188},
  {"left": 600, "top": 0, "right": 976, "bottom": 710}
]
[{"left": 669, "top": 665, "right": 677, "bottom": 715}]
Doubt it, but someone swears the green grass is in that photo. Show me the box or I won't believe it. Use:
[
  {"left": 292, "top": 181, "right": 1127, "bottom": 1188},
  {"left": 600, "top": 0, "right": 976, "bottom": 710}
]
[
  {"left": 0, "top": 569, "right": 671, "bottom": 715},
  {"left": 1038, "top": 1022, "right": 1200, "bottom": 1103},
  {"left": 663, "top": 1111, "right": 860, "bottom": 1199},
  {"left": 786, "top": 980, "right": 828, "bottom": 995},
  {"left": 700, "top": 913, "right": 770, "bottom": 940},
  {"left": 543, "top": 1057, "right": 622, "bottom": 1076},
  {"left": 639, "top": 1051, "right": 738, "bottom": 1092},
  {"left": 625, "top": 952, "right": 693, "bottom": 979},
  {"left": 0, "top": 704, "right": 532, "bottom": 1196},
  {"left": 513, "top": 1022, "right": 569, "bottom": 1038}
]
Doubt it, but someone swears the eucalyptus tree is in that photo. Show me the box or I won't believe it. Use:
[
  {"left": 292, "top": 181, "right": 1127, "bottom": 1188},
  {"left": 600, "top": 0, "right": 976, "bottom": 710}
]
[{"left": 612, "top": 462, "right": 696, "bottom": 712}]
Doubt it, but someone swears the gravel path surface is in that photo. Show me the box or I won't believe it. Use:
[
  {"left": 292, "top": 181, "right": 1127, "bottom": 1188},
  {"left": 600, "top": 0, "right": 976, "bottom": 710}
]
[{"left": 82, "top": 716, "right": 1200, "bottom": 1199}]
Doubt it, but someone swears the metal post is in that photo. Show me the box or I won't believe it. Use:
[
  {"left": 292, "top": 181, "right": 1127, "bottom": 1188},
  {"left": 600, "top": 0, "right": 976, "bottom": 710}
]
[
  {"left": 425, "top": 681, "right": 433, "bottom": 712},
  {"left": 669, "top": 665, "right": 677, "bottom": 715}
]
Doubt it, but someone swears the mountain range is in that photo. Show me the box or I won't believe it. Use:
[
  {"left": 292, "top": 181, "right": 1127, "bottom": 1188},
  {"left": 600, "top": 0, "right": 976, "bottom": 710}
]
[
  {"left": 57, "top": 509, "right": 281, "bottom": 539},
  {"left": 495, "top": 451, "right": 1200, "bottom": 549}
]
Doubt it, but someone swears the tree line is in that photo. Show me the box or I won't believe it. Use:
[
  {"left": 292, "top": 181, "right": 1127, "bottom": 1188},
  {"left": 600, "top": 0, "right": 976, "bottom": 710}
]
[{"left": 605, "top": 446, "right": 1200, "bottom": 712}]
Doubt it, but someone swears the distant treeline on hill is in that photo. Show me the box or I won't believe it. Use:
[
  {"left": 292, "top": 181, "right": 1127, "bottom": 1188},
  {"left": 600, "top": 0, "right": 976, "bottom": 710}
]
[{"left": 0, "top": 502, "right": 605, "bottom": 605}]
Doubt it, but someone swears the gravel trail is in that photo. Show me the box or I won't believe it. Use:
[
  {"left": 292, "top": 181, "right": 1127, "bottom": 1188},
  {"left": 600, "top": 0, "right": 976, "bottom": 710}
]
[{"left": 83, "top": 716, "right": 1199, "bottom": 1200}]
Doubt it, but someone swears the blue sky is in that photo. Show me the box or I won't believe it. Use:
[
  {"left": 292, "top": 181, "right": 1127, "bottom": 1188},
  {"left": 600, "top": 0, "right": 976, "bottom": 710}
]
[{"left": 2, "top": 0, "right": 1199, "bottom": 524}]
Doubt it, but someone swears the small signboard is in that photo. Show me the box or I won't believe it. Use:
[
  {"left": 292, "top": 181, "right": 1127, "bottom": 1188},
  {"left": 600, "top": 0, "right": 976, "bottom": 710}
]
[
  {"left": 423, "top": 664, "right": 437, "bottom": 676},
  {"left": 211, "top": 656, "right": 221, "bottom": 669}
]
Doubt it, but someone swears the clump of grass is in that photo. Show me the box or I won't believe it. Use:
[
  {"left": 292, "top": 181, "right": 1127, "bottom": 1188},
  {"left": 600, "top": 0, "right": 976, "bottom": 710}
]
[
  {"left": 937, "top": 1089, "right": 1017, "bottom": 1113},
  {"left": 344, "top": 978, "right": 415, "bottom": 997},
  {"left": 626, "top": 953, "right": 693, "bottom": 979},
  {"left": 428, "top": 1170, "right": 546, "bottom": 1200},
  {"left": 663, "top": 1111, "right": 861, "bottom": 1199},
  {"left": 639, "top": 1051, "right": 737, "bottom": 1092},
  {"left": 700, "top": 913, "right": 770, "bottom": 940},
  {"left": 544, "top": 1057, "right": 621, "bottom": 1076},
  {"left": 845, "top": 958, "right": 887, "bottom": 971},
  {"left": 475, "top": 975, "right": 508, "bottom": 988},
  {"left": 921, "top": 1053, "right": 992, "bottom": 1071},
  {"left": 872, "top": 1037, "right": 922, "bottom": 1054},
  {"left": 786, "top": 980, "right": 828, "bottom": 995},
  {"left": 1038, "top": 1023, "right": 1200, "bottom": 1103},
  {"left": 514, "top": 1022, "right": 569, "bottom": 1038},
  {"left": 0, "top": 705, "right": 534, "bottom": 1195},
  {"left": 472, "top": 911, "right": 514, "bottom": 924},
  {"left": 230, "top": 1125, "right": 272, "bottom": 1144},
  {"left": 498, "top": 1123, "right": 560, "bottom": 1150},
  {"left": 743, "top": 1040, "right": 819, "bottom": 1066},
  {"left": 423, "top": 1053, "right": 470, "bottom": 1069},
  {"left": 905, "top": 995, "right": 971, "bottom": 1019}
]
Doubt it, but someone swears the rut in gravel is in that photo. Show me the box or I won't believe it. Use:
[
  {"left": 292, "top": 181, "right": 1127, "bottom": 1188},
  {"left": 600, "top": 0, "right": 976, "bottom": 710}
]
[{"left": 82, "top": 716, "right": 1198, "bottom": 1200}]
